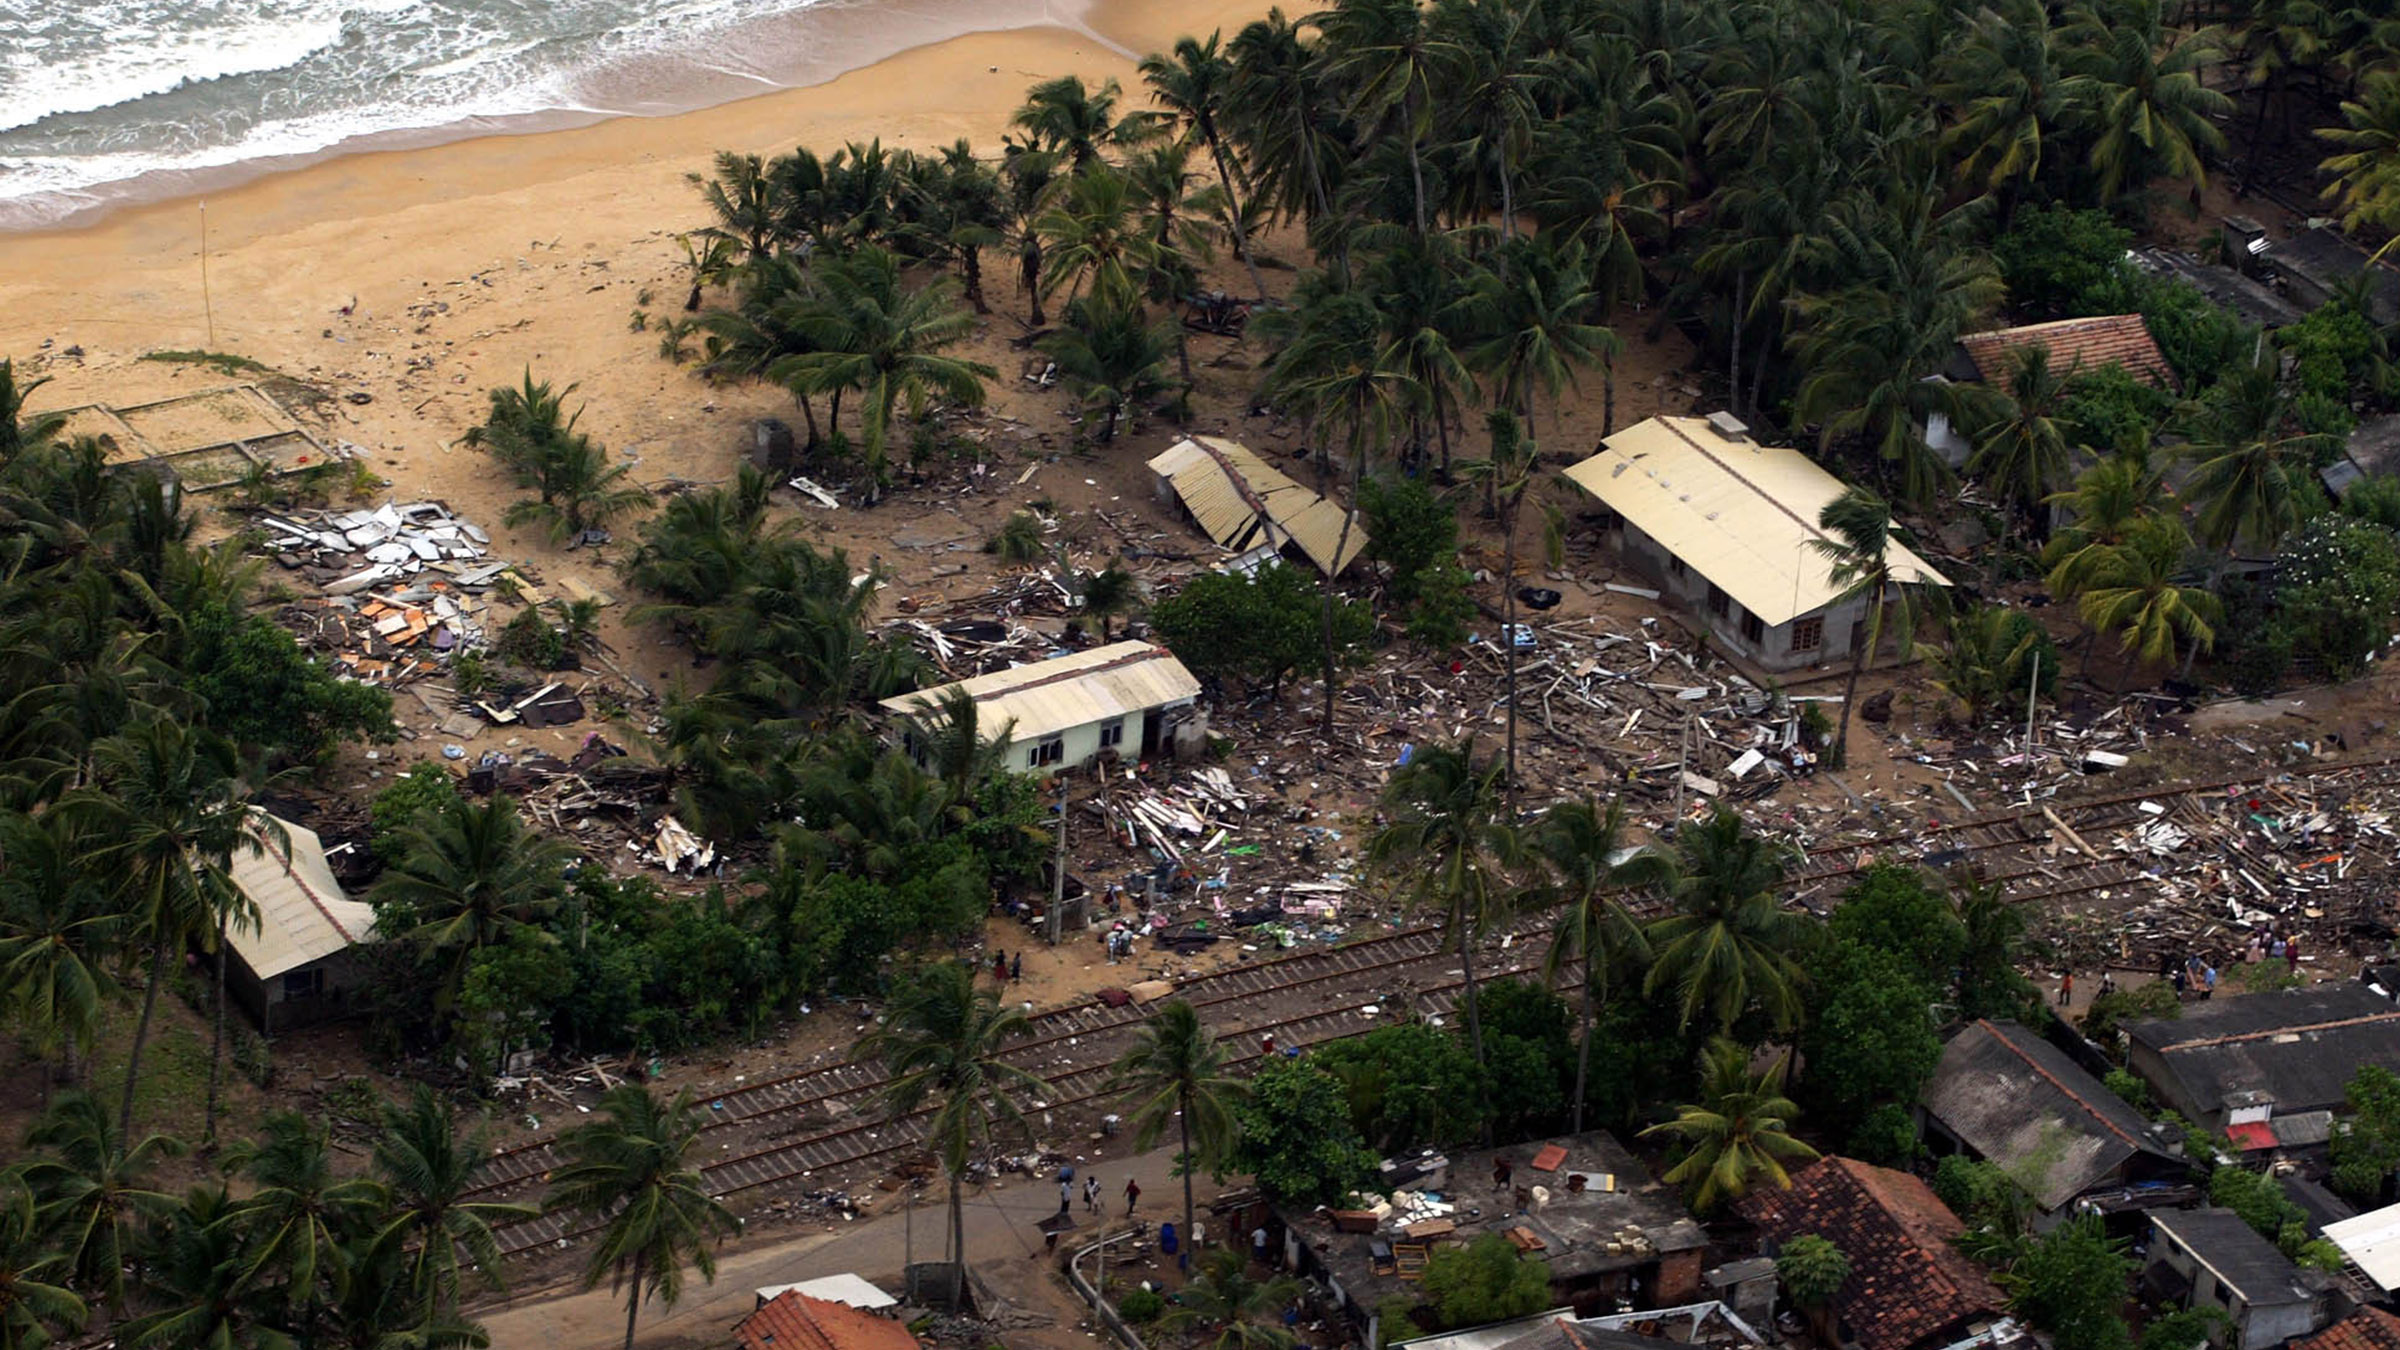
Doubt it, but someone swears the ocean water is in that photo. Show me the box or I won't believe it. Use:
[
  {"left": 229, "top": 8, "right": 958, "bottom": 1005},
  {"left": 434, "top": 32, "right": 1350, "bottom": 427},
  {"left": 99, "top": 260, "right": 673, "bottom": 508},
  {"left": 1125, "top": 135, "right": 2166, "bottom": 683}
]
[{"left": 0, "top": 0, "right": 1058, "bottom": 229}]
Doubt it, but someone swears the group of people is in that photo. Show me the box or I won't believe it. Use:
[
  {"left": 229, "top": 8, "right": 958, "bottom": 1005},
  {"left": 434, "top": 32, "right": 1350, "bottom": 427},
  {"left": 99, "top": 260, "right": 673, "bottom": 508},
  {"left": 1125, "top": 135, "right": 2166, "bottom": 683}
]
[
  {"left": 2055, "top": 926, "right": 2314, "bottom": 1009},
  {"left": 989, "top": 950, "right": 1024, "bottom": 982},
  {"left": 1057, "top": 1169, "right": 1139, "bottom": 1218},
  {"left": 1103, "top": 924, "right": 1138, "bottom": 963}
]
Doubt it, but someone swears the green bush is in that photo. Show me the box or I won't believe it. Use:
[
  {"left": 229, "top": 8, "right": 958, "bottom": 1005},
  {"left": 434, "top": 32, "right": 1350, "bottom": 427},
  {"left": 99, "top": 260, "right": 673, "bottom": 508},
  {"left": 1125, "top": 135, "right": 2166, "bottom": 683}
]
[
  {"left": 2061, "top": 366, "right": 2174, "bottom": 455},
  {"left": 2134, "top": 273, "right": 2254, "bottom": 390},
  {"left": 1994, "top": 206, "right": 2135, "bottom": 319},
  {"left": 2102, "top": 1068, "right": 2153, "bottom": 1113},
  {"left": 1115, "top": 1288, "right": 1164, "bottom": 1324},
  {"left": 2279, "top": 514, "right": 2400, "bottom": 680},
  {"left": 1421, "top": 1234, "right": 1552, "bottom": 1330},
  {"left": 368, "top": 763, "right": 463, "bottom": 864},
  {"left": 1846, "top": 1102, "right": 1922, "bottom": 1166},
  {"left": 494, "top": 604, "right": 567, "bottom": 669},
  {"left": 183, "top": 598, "right": 395, "bottom": 761},
  {"left": 1152, "top": 563, "right": 1375, "bottom": 696},
  {"left": 1229, "top": 1057, "right": 1378, "bottom": 1206},
  {"left": 2342, "top": 474, "right": 2400, "bottom": 530}
]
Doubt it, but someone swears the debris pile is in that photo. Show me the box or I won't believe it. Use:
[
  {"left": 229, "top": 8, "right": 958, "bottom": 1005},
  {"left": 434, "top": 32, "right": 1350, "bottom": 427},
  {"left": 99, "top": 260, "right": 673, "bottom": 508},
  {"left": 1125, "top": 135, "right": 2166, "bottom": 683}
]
[
  {"left": 254, "top": 501, "right": 491, "bottom": 593},
  {"left": 277, "top": 580, "right": 495, "bottom": 686}
]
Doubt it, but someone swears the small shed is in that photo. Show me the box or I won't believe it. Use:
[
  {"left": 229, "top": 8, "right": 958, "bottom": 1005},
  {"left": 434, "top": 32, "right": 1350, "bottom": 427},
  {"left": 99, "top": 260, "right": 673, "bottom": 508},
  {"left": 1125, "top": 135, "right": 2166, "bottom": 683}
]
[
  {"left": 1559, "top": 414, "right": 1947, "bottom": 672},
  {"left": 1147, "top": 436, "right": 1367, "bottom": 576},
  {"left": 2145, "top": 1208, "right": 2324, "bottom": 1350},
  {"left": 224, "top": 812, "right": 378, "bottom": 1034},
  {"left": 880, "top": 641, "right": 1203, "bottom": 774}
]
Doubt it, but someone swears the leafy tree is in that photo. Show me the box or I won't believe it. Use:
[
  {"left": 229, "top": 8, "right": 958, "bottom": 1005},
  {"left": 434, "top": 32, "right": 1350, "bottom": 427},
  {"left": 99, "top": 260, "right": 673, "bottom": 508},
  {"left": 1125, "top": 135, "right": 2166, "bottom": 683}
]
[
  {"left": 1370, "top": 741, "right": 1523, "bottom": 1069},
  {"left": 2101, "top": 1069, "right": 2153, "bottom": 1113},
  {"left": 2210, "top": 1165, "right": 2314, "bottom": 1257},
  {"left": 1641, "top": 1038, "right": 1819, "bottom": 1213},
  {"left": 2080, "top": 980, "right": 2179, "bottom": 1052},
  {"left": 544, "top": 1085, "right": 740, "bottom": 1350},
  {"left": 1312, "top": 1022, "right": 1487, "bottom": 1150},
  {"left": 1775, "top": 1233, "right": 1850, "bottom": 1312},
  {"left": 1360, "top": 475, "right": 1463, "bottom": 614},
  {"left": 1847, "top": 1103, "right": 1923, "bottom": 1166},
  {"left": 1935, "top": 1155, "right": 2033, "bottom": 1240},
  {"left": 373, "top": 1084, "right": 537, "bottom": 1317},
  {"left": 1111, "top": 1000, "right": 1247, "bottom": 1264},
  {"left": 1992, "top": 206, "right": 2134, "bottom": 319},
  {"left": 1996, "top": 1214, "right": 2134, "bottom": 1350},
  {"left": 369, "top": 763, "right": 463, "bottom": 865},
  {"left": 1802, "top": 943, "right": 1943, "bottom": 1134},
  {"left": 2332, "top": 1065, "right": 2400, "bottom": 1201},
  {"left": 2139, "top": 1308, "right": 2229, "bottom": 1350},
  {"left": 2060, "top": 367, "right": 2173, "bottom": 455},
  {"left": 2278, "top": 514, "right": 2400, "bottom": 680},
  {"left": 181, "top": 599, "right": 394, "bottom": 761},
  {"left": 1151, "top": 564, "right": 1373, "bottom": 695},
  {"left": 854, "top": 961, "right": 1039, "bottom": 1279},
  {"left": 1829, "top": 863, "right": 1965, "bottom": 991},
  {"left": 2342, "top": 473, "right": 2400, "bottom": 530},
  {"left": 1420, "top": 1234, "right": 1551, "bottom": 1330},
  {"left": 1646, "top": 808, "right": 1809, "bottom": 1032},
  {"left": 1229, "top": 1057, "right": 1376, "bottom": 1207}
]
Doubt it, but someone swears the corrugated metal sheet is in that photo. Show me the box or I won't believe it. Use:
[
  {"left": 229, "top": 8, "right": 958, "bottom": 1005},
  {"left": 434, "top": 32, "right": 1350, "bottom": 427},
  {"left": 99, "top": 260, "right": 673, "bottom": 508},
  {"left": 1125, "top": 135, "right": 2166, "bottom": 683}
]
[
  {"left": 2327, "top": 1207, "right": 2400, "bottom": 1295},
  {"left": 879, "top": 641, "right": 1200, "bottom": 744},
  {"left": 1146, "top": 435, "right": 1367, "bottom": 576},
  {"left": 1560, "top": 417, "right": 1948, "bottom": 628},
  {"left": 227, "top": 812, "right": 377, "bottom": 980}
]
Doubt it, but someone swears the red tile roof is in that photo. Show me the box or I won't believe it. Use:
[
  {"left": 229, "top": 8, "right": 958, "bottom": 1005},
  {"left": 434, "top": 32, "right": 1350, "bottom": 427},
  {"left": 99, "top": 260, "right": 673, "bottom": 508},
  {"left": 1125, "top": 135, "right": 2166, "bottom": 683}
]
[
  {"left": 1739, "top": 1157, "right": 2008, "bottom": 1350},
  {"left": 2225, "top": 1120, "right": 2278, "bottom": 1151},
  {"left": 2294, "top": 1308, "right": 2400, "bottom": 1350},
  {"left": 736, "top": 1292, "right": 922, "bottom": 1350},
  {"left": 1958, "top": 315, "right": 2177, "bottom": 389}
]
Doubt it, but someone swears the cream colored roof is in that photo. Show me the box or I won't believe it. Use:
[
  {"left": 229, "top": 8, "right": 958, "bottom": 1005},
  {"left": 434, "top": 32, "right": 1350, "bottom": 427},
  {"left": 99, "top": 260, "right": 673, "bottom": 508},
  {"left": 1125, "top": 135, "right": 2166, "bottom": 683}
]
[
  {"left": 1561, "top": 416, "right": 1948, "bottom": 627},
  {"left": 1146, "top": 436, "right": 1367, "bottom": 576},
  {"left": 879, "top": 641, "right": 1200, "bottom": 744},
  {"left": 225, "top": 811, "right": 377, "bottom": 980}
]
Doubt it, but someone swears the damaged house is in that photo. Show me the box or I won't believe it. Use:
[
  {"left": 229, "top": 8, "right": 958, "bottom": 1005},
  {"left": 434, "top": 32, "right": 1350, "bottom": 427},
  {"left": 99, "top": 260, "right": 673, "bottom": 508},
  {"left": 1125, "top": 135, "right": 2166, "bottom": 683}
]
[
  {"left": 1146, "top": 435, "right": 1368, "bottom": 577},
  {"left": 1560, "top": 415, "right": 1948, "bottom": 672},
  {"left": 224, "top": 812, "right": 379, "bottom": 1033},
  {"left": 2123, "top": 983, "right": 2400, "bottom": 1135},
  {"left": 881, "top": 641, "right": 1203, "bottom": 774}
]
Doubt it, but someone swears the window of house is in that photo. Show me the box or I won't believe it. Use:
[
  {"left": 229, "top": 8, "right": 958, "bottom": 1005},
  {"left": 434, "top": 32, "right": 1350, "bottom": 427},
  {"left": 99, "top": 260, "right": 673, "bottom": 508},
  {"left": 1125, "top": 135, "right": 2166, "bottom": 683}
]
[
  {"left": 1741, "top": 612, "right": 1765, "bottom": 644},
  {"left": 1668, "top": 555, "right": 1688, "bottom": 579},
  {"left": 1099, "top": 719, "right": 1126, "bottom": 749},
  {"left": 1707, "top": 583, "right": 1730, "bottom": 618},
  {"left": 282, "top": 968, "right": 325, "bottom": 1000},
  {"left": 1028, "top": 737, "right": 1064, "bottom": 768},
  {"left": 1792, "top": 616, "right": 1824, "bottom": 653}
]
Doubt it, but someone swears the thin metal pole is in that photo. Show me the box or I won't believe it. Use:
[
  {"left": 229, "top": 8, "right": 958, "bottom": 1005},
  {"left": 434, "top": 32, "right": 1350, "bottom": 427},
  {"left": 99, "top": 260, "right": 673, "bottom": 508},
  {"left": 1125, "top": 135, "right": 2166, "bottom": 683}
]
[
  {"left": 1048, "top": 771, "right": 1068, "bottom": 946},
  {"left": 2024, "top": 652, "right": 2041, "bottom": 792},
  {"left": 199, "top": 201, "right": 215, "bottom": 347}
]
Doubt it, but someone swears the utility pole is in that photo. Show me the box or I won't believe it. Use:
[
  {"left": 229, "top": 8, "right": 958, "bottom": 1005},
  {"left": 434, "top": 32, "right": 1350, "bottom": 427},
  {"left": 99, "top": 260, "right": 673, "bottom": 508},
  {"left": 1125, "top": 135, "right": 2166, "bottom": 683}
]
[
  {"left": 2024, "top": 652, "right": 2041, "bottom": 797},
  {"left": 1048, "top": 770, "right": 1069, "bottom": 946}
]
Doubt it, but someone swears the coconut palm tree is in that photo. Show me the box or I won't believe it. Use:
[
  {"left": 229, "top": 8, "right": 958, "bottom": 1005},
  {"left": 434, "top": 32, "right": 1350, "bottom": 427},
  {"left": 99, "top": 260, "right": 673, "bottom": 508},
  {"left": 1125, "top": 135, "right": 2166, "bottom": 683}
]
[
  {"left": 1968, "top": 344, "right": 2076, "bottom": 535},
  {"left": 373, "top": 1085, "right": 538, "bottom": 1317},
  {"left": 1437, "top": 0, "right": 1540, "bottom": 236},
  {"left": 1040, "top": 296, "right": 1176, "bottom": 444},
  {"left": 1936, "top": 0, "right": 2069, "bottom": 196},
  {"left": 2179, "top": 357, "right": 2332, "bottom": 552},
  {"left": 1534, "top": 800, "right": 1668, "bottom": 1133},
  {"left": 893, "top": 141, "right": 1007, "bottom": 314},
  {"left": 999, "top": 142, "right": 1063, "bottom": 326},
  {"left": 66, "top": 718, "right": 259, "bottom": 1141},
  {"left": 0, "top": 811, "right": 122, "bottom": 1090},
  {"left": 0, "top": 359, "right": 65, "bottom": 467},
  {"left": 1644, "top": 808, "right": 1810, "bottom": 1033},
  {"left": 0, "top": 1179, "right": 85, "bottom": 1349},
  {"left": 2059, "top": 0, "right": 2230, "bottom": 201},
  {"left": 1368, "top": 741, "right": 1523, "bottom": 1069},
  {"left": 18, "top": 1090, "right": 181, "bottom": 1315},
  {"left": 1317, "top": 0, "right": 1465, "bottom": 236},
  {"left": 2074, "top": 514, "right": 2221, "bottom": 690},
  {"left": 854, "top": 962, "right": 1042, "bottom": 1290},
  {"left": 1141, "top": 33, "right": 1271, "bottom": 297},
  {"left": 544, "top": 1085, "right": 740, "bottom": 1350},
  {"left": 498, "top": 431, "right": 650, "bottom": 545},
  {"left": 1933, "top": 602, "right": 2043, "bottom": 724},
  {"left": 2041, "top": 445, "right": 2169, "bottom": 595},
  {"left": 1035, "top": 166, "right": 1159, "bottom": 307},
  {"left": 688, "top": 152, "right": 781, "bottom": 262},
  {"left": 1110, "top": 1000, "right": 1247, "bottom": 1266},
  {"left": 224, "top": 1110, "right": 393, "bottom": 1314},
  {"left": 1013, "top": 76, "right": 1145, "bottom": 172},
  {"left": 1640, "top": 1038, "right": 1819, "bottom": 1212},
  {"left": 1811, "top": 486, "right": 1935, "bottom": 766},
  {"left": 116, "top": 1183, "right": 273, "bottom": 1350},
  {"left": 1078, "top": 565, "right": 1143, "bottom": 641},
  {"left": 2320, "top": 72, "right": 2400, "bottom": 259},
  {"left": 774, "top": 246, "right": 995, "bottom": 492},
  {"left": 370, "top": 793, "right": 571, "bottom": 1018},
  {"left": 1462, "top": 237, "right": 1617, "bottom": 447},
  {"left": 1158, "top": 1248, "right": 1302, "bottom": 1350},
  {"left": 1226, "top": 9, "right": 1345, "bottom": 237},
  {"left": 894, "top": 686, "right": 1015, "bottom": 813}
]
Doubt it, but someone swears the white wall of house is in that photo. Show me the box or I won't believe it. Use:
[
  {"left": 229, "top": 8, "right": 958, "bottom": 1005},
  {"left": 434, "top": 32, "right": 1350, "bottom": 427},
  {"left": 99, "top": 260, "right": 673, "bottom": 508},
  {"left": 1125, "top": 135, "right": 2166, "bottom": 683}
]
[{"left": 1610, "top": 522, "right": 1873, "bottom": 672}]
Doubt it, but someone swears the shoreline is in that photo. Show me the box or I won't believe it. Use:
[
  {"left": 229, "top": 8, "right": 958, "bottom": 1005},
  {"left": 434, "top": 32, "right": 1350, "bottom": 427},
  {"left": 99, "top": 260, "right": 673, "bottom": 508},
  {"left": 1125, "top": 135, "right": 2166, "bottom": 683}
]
[{"left": 0, "top": 0, "right": 1124, "bottom": 236}]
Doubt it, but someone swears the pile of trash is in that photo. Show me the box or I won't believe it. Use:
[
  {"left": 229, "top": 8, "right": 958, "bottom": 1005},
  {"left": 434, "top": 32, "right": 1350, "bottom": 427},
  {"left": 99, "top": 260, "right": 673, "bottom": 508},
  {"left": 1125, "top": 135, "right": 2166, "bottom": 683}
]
[{"left": 254, "top": 501, "right": 492, "bottom": 594}]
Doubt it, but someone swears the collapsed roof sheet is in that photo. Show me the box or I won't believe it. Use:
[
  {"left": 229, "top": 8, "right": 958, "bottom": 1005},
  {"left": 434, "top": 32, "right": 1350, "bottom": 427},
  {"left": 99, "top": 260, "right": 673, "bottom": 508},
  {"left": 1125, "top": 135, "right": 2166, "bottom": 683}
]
[
  {"left": 1146, "top": 436, "right": 1367, "bottom": 576},
  {"left": 226, "top": 811, "right": 377, "bottom": 980}
]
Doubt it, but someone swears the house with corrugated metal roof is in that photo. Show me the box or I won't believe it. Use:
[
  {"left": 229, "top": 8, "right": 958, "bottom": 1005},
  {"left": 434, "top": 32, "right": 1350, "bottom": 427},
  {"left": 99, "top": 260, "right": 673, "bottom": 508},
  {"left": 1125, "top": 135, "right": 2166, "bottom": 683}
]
[
  {"left": 879, "top": 641, "right": 1204, "bottom": 774},
  {"left": 1559, "top": 414, "right": 1948, "bottom": 672},
  {"left": 225, "top": 811, "right": 379, "bottom": 1033},
  {"left": 1147, "top": 436, "right": 1368, "bottom": 577}
]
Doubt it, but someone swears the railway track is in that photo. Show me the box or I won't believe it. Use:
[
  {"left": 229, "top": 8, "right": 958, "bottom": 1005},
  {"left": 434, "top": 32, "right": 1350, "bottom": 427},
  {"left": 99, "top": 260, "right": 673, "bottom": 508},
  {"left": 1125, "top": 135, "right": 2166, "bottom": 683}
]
[{"left": 475, "top": 751, "right": 2400, "bottom": 1256}]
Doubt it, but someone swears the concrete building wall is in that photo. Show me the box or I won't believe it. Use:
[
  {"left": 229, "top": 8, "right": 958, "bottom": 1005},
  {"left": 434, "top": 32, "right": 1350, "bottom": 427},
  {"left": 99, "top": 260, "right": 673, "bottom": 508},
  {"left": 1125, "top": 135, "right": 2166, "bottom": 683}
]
[
  {"left": 1610, "top": 523, "right": 1873, "bottom": 673},
  {"left": 230, "top": 948, "right": 366, "bottom": 1035},
  {"left": 1001, "top": 702, "right": 1197, "bottom": 775},
  {"left": 2150, "top": 1236, "right": 2318, "bottom": 1350}
]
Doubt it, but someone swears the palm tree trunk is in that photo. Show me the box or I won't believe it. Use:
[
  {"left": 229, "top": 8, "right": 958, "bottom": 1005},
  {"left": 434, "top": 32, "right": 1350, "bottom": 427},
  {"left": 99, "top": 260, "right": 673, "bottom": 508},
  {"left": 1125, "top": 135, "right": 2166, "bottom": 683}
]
[
  {"left": 1603, "top": 351, "right": 1617, "bottom": 438},
  {"left": 1204, "top": 131, "right": 1270, "bottom": 300},
  {"left": 623, "top": 1248, "right": 646, "bottom": 1350},
  {"left": 793, "top": 391, "right": 821, "bottom": 450},
  {"left": 1320, "top": 443, "right": 1366, "bottom": 735},
  {"left": 1405, "top": 105, "right": 1429, "bottom": 237},
  {"left": 1571, "top": 955, "right": 1594, "bottom": 1135},
  {"left": 1835, "top": 611, "right": 1869, "bottom": 768},
  {"left": 963, "top": 247, "right": 989, "bottom": 315},
  {"left": 1728, "top": 273, "right": 1745, "bottom": 417},
  {"left": 1747, "top": 323, "right": 1772, "bottom": 419},
  {"left": 948, "top": 1172, "right": 967, "bottom": 1287},
  {"left": 1179, "top": 1092, "right": 1197, "bottom": 1271},
  {"left": 1503, "top": 508, "right": 1521, "bottom": 792},
  {"left": 1433, "top": 383, "right": 1455, "bottom": 483},
  {"left": 205, "top": 923, "right": 227, "bottom": 1145},
  {"left": 1499, "top": 159, "right": 1517, "bottom": 242},
  {"left": 1457, "top": 923, "right": 1489, "bottom": 1073},
  {"left": 119, "top": 943, "right": 169, "bottom": 1140}
]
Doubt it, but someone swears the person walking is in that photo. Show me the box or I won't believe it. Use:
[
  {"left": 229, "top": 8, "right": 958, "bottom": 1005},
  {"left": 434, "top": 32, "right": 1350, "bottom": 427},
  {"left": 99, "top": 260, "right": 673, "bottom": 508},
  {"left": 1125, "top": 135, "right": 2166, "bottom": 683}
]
[
  {"left": 1124, "top": 1178, "right": 1141, "bottom": 1215},
  {"left": 994, "top": 951, "right": 1009, "bottom": 981},
  {"left": 1058, "top": 1177, "right": 1073, "bottom": 1217},
  {"left": 2057, "top": 970, "right": 2073, "bottom": 1006},
  {"left": 1084, "top": 1175, "right": 1103, "bottom": 1214},
  {"left": 1011, "top": 952, "right": 1024, "bottom": 981}
]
